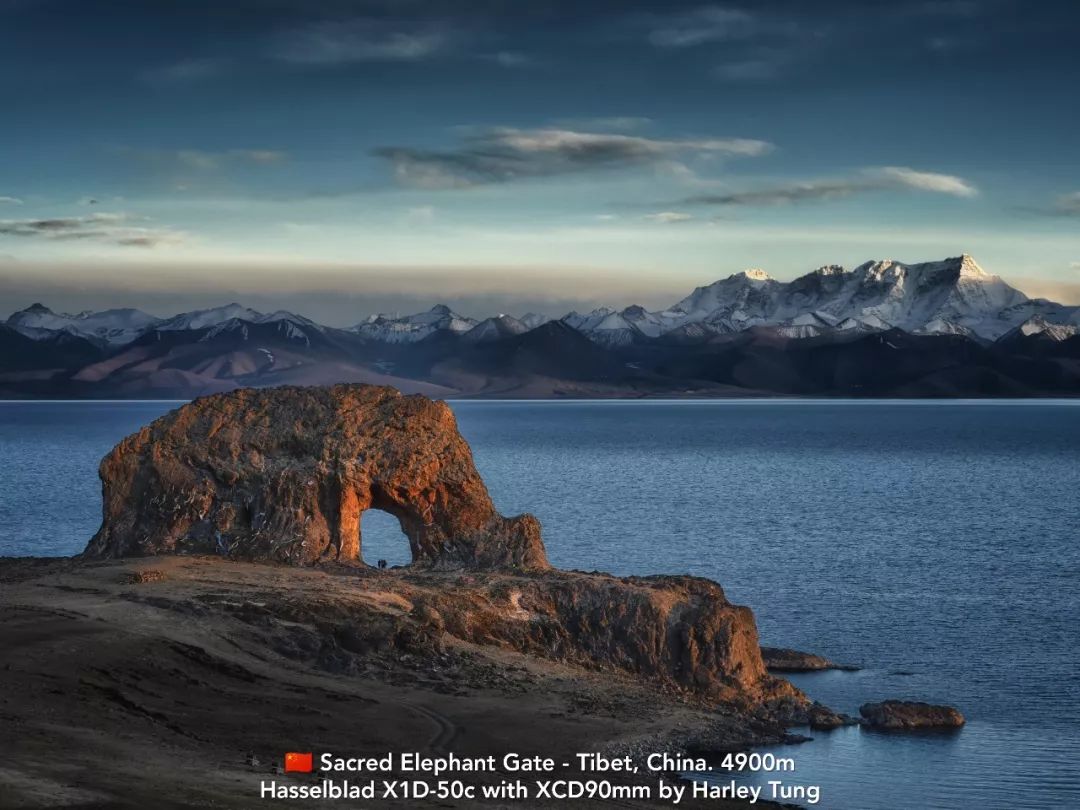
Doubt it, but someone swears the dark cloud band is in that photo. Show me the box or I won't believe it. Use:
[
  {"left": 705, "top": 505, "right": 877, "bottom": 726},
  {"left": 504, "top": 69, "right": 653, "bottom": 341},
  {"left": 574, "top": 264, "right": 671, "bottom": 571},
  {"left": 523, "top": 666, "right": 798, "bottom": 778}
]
[{"left": 375, "top": 127, "right": 772, "bottom": 189}]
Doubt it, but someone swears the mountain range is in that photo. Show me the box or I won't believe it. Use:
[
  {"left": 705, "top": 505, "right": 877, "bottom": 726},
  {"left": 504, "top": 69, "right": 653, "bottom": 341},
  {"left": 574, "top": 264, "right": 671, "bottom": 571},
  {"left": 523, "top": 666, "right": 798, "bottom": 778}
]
[{"left": 3, "top": 255, "right": 1079, "bottom": 399}]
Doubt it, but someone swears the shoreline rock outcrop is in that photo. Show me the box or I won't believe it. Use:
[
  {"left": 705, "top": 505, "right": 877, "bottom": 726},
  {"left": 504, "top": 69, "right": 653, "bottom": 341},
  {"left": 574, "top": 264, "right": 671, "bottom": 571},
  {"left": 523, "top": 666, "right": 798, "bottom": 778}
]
[
  {"left": 860, "top": 700, "right": 965, "bottom": 730},
  {"left": 85, "top": 385, "right": 548, "bottom": 570},
  {"left": 427, "top": 572, "right": 785, "bottom": 701},
  {"left": 82, "top": 384, "right": 808, "bottom": 708}
]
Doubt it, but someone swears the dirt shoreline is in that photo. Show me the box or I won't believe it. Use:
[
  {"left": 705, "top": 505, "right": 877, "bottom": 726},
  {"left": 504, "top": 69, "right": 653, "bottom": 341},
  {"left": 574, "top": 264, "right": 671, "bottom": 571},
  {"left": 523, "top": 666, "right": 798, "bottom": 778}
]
[{"left": 0, "top": 556, "right": 802, "bottom": 809}]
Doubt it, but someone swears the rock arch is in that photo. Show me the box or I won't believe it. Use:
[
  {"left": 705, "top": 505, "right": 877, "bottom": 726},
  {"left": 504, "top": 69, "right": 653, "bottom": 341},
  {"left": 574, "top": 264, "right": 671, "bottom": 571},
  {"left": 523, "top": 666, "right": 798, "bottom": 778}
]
[
  {"left": 357, "top": 508, "right": 411, "bottom": 568},
  {"left": 84, "top": 385, "right": 549, "bottom": 571}
]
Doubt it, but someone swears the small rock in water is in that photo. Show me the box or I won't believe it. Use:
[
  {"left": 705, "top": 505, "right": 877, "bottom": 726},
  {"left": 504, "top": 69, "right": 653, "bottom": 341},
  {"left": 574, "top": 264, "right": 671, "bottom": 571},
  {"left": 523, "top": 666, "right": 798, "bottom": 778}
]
[
  {"left": 760, "top": 646, "right": 860, "bottom": 672},
  {"left": 806, "top": 703, "right": 858, "bottom": 730},
  {"left": 859, "top": 700, "right": 965, "bottom": 730}
]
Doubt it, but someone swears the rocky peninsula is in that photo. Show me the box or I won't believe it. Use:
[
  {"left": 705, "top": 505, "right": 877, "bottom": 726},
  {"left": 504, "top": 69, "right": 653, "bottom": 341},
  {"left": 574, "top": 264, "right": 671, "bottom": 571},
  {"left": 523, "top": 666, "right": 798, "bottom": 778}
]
[
  {"left": 82, "top": 385, "right": 808, "bottom": 706},
  {"left": 0, "top": 384, "right": 951, "bottom": 807}
]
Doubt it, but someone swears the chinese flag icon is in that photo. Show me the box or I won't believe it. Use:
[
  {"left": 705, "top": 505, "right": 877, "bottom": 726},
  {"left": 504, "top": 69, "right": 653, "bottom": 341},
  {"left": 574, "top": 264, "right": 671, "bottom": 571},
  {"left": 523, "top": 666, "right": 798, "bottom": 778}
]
[{"left": 284, "top": 752, "right": 314, "bottom": 773}]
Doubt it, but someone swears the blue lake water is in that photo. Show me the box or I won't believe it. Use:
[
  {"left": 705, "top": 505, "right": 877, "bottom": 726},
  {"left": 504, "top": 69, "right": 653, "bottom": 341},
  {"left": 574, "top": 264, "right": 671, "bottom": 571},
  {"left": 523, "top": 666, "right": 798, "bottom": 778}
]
[{"left": 2, "top": 399, "right": 1079, "bottom": 809}]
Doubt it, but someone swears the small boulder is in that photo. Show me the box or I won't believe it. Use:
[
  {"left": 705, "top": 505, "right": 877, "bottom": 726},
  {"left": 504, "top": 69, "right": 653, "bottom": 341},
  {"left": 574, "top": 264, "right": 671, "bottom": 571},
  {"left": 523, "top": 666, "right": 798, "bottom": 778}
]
[
  {"left": 807, "top": 703, "right": 857, "bottom": 730},
  {"left": 859, "top": 700, "right": 964, "bottom": 730},
  {"left": 761, "top": 646, "right": 859, "bottom": 672}
]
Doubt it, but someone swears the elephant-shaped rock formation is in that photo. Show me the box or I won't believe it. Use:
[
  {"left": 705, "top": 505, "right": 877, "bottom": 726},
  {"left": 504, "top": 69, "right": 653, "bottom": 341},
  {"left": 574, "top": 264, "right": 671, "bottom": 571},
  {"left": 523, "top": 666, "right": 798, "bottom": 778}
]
[{"left": 84, "top": 385, "right": 549, "bottom": 570}]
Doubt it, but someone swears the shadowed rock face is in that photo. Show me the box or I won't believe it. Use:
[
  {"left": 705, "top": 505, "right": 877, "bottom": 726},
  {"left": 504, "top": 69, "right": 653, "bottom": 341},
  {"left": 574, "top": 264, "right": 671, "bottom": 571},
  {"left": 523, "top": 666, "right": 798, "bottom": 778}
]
[{"left": 84, "top": 385, "right": 548, "bottom": 570}]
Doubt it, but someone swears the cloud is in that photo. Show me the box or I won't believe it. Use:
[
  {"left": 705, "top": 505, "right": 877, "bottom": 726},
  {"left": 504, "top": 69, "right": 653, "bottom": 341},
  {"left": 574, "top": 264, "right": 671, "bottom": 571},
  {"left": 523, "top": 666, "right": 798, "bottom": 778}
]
[
  {"left": 644, "top": 211, "right": 694, "bottom": 223},
  {"left": 712, "top": 58, "right": 781, "bottom": 82},
  {"left": 644, "top": 4, "right": 991, "bottom": 82},
  {"left": 555, "top": 116, "right": 653, "bottom": 132},
  {"left": 113, "top": 232, "right": 186, "bottom": 248},
  {"left": 871, "top": 166, "right": 978, "bottom": 197},
  {"left": 922, "top": 34, "right": 979, "bottom": 52},
  {"left": 230, "top": 149, "right": 287, "bottom": 165},
  {"left": 0, "top": 213, "right": 186, "bottom": 248},
  {"left": 903, "top": 0, "right": 984, "bottom": 18},
  {"left": 0, "top": 196, "right": 22, "bottom": 205},
  {"left": 646, "top": 6, "right": 761, "bottom": 48},
  {"left": 271, "top": 19, "right": 452, "bottom": 65},
  {"left": 1020, "top": 191, "right": 1080, "bottom": 218},
  {"left": 1053, "top": 192, "right": 1080, "bottom": 215},
  {"left": 639, "top": 6, "right": 830, "bottom": 86},
  {"left": 1071, "top": 261, "right": 1080, "bottom": 271},
  {"left": 404, "top": 205, "right": 436, "bottom": 224},
  {"left": 140, "top": 57, "right": 225, "bottom": 86},
  {"left": 683, "top": 180, "right": 864, "bottom": 207},
  {"left": 376, "top": 127, "right": 773, "bottom": 189},
  {"left": 677, "top": 166, "right": 978, "bottom": 208},
  {"left": 118, "top": 147, "right": 287, "bottom": 173},
  {"left": 482, "top": 50, "right": 535, "bottom": 68}
]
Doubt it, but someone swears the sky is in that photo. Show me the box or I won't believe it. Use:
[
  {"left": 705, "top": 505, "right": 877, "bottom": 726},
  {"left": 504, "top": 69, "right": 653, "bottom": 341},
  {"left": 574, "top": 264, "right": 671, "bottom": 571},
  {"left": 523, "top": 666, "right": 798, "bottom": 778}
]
[{"left": 1, "top": 0, "right": 1079, "bottom": 324}]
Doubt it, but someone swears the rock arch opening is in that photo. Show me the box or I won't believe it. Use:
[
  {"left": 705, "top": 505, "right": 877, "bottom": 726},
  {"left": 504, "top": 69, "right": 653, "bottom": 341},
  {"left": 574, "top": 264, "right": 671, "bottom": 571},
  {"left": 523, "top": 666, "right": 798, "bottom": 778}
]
[{"left": 359, "top": 509, "right": 413, "bottom": 568}]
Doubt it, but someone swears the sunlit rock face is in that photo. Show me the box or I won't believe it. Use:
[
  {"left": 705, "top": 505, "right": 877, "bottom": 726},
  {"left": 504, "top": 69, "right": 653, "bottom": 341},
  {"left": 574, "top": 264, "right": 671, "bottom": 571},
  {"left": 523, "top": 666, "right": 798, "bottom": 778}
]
[{"left": 84, "top": 384, "right": 549, "bottom": 570}]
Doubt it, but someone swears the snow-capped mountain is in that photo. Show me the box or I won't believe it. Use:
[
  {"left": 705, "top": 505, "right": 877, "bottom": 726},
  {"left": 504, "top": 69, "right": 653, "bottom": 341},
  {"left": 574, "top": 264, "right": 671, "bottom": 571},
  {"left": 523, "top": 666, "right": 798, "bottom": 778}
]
[
  {"left": 672, "top": 268, "right": 778, "bottom": 327},
  {"left": 823, "top": 255, "right": 1030, "bottom": 338},
  {"left": 561, "top": 305, "right": 680, "bottom": 346},
  {"left": 562, "top": 308, "right": 626, "bottom": 346},
  {"left": 566, "top": 255, "right": 1076, "bottom": 344},
  {"left": 254, "top": 310, "right": 326, "bottom": 331},
  {"left": 7, "top": 256, "right": 1077, "bottom": 353},
  {"left": 461, "top": 314, "right": 528, "bottom": 343},
  {"left": 5, "top": 255, "right": 1080, "bottom": 399},
  {"left": 198, "top": 316, "right": 320, "bottom": 346},
  {"left": 155, "top": 303, "right": 264, "bottom": 332},
  {"left": 519, "top": 313, "right": 552, "bottom": 329},
  {"left": 6, "top": 303, "right": 161, "bottom": 345},
  {"left": 999, "top": 315, "right": 1079, "bottom": 342},
  {"left": 351, "top": 305, "right": 476, "bottom": 344},
  {"left": 619, "top": 305, "right": 681, "bottom": 338},
  {"left": 663, "top": 256, "right": 1036, "bottom": 338}
]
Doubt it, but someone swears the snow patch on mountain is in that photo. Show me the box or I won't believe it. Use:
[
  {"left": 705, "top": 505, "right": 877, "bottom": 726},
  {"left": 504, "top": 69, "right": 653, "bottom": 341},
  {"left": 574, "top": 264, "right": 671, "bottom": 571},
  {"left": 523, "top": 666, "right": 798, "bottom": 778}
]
[
  {"left": 200, "top": 319, "right": 251, "bottom": 342},
  {"left": 1001, "top": 316, "right": 1079, "bottom": 342},
  {"left": 7, "top": 303, "right": 161, "bottom": 345},
  {"left": 560, "top": 308, "right": 646, "bottom": 347},
  {"left": 156, "top": 304, "right": 263, "bottom": 332},
  {"left": 352, "top": 305, "right": 476, "bottom": 343}
]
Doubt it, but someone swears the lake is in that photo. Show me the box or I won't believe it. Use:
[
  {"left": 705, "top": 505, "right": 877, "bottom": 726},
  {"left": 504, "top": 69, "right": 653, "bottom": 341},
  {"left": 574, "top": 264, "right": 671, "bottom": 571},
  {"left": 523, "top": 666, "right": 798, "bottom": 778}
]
[{"left": 2, "top": 399, "right": 1078, "bottom": 809}]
